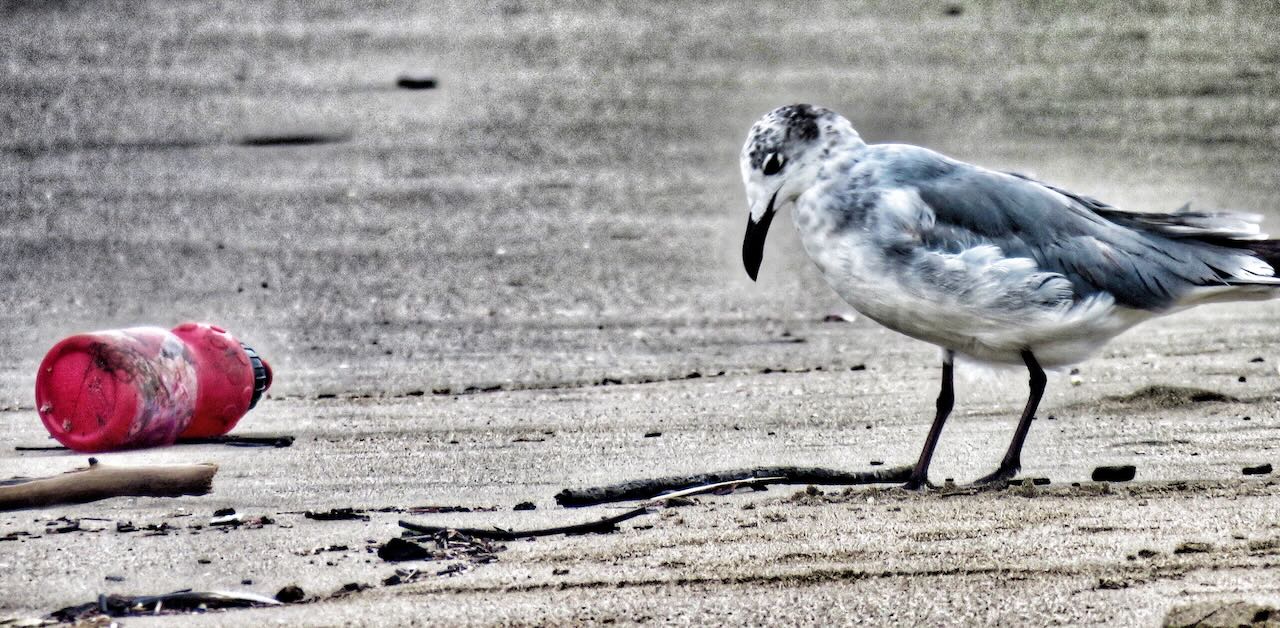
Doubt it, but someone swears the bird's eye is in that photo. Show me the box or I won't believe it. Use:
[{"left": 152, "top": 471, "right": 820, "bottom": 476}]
[{"left": 762, "top": 152, "right": 785, "bottom": 176}]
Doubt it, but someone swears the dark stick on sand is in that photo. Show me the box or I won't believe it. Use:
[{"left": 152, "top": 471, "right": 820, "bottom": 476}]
[
  {"left": 554, "top": 465, "right": 911, "bottom": 507},
  {"left": 399, "top": 507, "right": 650, "bottom": 541},
  {"left": 177, "top": 434, "right": 295, "bottom": 448},
  {"left": 400, "top": 477, "right": 783, "bottom": 540},
  {"left": 15, "top": 434, "right": 294, "bottom": 452}
]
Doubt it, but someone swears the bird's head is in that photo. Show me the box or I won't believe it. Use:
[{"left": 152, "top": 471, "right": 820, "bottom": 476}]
[{"left": 740, "top": 104, "right": 860, "bottom": 281}]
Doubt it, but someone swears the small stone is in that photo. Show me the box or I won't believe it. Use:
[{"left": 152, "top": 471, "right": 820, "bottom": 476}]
[
  {"left": 104, "top": 575, "right": 125, "bottom": 582},
  {"left": 1174, "top": 541, "right": 1212, "bottom": 554},
  {"left": 241, "top": 579, "right": 254, "bottom": 585},
  {"left": 513, "top": 501, "right": 536, "bottom": 511},
  {"left": 552, "top": 567, "right": 569, "bottom": 575},
  {"left": 396, "top": 73, "right": 438, "bottom": 89},
  {"left": 275, "top": 585, "right": 306, "bottom": 603},
  {"left": 644, "top": 431, "right": 662, "bottom": 438},
  {"left": 1136, "top": 548, "right": 1159, "bottom": 558},
  {"left": 1091, "top": 465, "right": 1136, "bottom": 482},
  {"left": 869, "top": 460, "right": 884, "bottom": 466},
  {"left": 335, "top": 582, "right": 372, "bottom": 595},
  {"left": 196, "top": 557, "right": 212, "bottom": 564},
  {"left": 213, "top": 507, "right": 236, "bottom": 517},
  {"left": 1238, "top": 376, "right": 1247, "bottom": 383},
  {"left": 377, "top": 538, "right": 431, "bottom": 562},
  {"left": 1243, "top": 463, "right": 1273, "bottom": 476}
]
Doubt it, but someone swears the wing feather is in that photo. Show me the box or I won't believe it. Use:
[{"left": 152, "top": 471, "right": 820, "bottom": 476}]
[{"left": 876, "top": 149, "right": 1276, "bottom": 310}]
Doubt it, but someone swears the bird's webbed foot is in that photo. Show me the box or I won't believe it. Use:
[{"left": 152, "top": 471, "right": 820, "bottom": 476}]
[
  {"left": 901, "top": 475, "right": 937, "bottom": 491},
  {"left": 971, "top": 463, "right": 1020, "bottom": 487}
]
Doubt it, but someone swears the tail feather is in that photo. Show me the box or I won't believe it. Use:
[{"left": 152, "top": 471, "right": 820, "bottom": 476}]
[
  {"left": 1081, "top": 199, "right": 1280, "bottom": 287},
  {"left": 1176, "top": 238, "right": 1280, "bottom": 306},
  {"left": 1243, "top": 240, "right": 1280, "bottom": 271},
  {"left": 1091, "top": 206, "right": 1267, "bottom": 243},
  {"left": 1004, "top": 171, "right": 1280, "bottom": 292},
  {"left": 1005, "top": 170, "right": 1268, "bottom": 242}
]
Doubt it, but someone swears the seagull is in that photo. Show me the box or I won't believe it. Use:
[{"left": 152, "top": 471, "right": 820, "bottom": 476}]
[{"left": 740, "top": 104, "right": 1280, "bottom": 489}]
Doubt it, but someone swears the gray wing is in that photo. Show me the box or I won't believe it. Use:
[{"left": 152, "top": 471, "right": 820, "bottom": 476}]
[
  {"left": 1004, "top": 172, "right": 1267, "bottom": 242},
  {"left": 883, "top": 149, "right": 1273, "bottom": 310}
]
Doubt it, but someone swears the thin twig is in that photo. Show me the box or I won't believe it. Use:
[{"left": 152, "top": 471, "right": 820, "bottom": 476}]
[
  {"left": 399, "top": 507, "right": 648, "bottom": 540},
  {"left": 177, "top": 434, "right": 295, "bottom": 448},
  {"left": 555, "top": 465, "right": 911, "bottom": 507},
  {"left": 14, "top": 434, "right": 294, "bottom": 452},
  {"left": 398, "top": 477, "right": 783, "bottom": 540}
]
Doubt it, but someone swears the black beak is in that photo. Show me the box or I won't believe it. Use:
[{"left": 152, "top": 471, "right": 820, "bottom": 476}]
[{"left": 742, "top": 190, "right": 778, "bottom": 282}]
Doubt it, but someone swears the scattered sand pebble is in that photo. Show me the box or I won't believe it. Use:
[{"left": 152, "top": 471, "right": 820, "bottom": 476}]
[
  {"left": 396, "top": 73, "right": 438, "bottom": 89},
  {"left": 1091, "top": 465, "right": 1136, "bottom": 482},
  {"left": 1173, "top": 541, "right": 1212, "bottom": 554},
  {"left": 275, "top": 585, "right": 305, "bottom": 603}
]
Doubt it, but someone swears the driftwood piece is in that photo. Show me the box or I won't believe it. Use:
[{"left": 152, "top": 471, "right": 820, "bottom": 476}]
[
  {"left": 0, "top": 458, "right": 218, "bottom": 512},
  {"left": 554, "top": 465, "right": 911, "bottom": 507},
  {"left": 399, "top": 477, "right": 782, "bottom": 540}
]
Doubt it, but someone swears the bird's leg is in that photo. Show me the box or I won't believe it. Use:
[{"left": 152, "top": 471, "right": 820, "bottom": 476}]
[
  {"left": 903, "top": 350, "right": 955, "bottom": 490},
  {"left": 973, "top": 349, "right": 1047, "bottom": 485}
]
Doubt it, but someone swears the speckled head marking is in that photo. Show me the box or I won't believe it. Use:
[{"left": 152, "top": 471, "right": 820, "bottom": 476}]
[
  {"left": 741, "top": 104, "right": 864, "bottom": 281},
  {"left": 743, "top": 103, "right": 866, "bottom": 175},
  {"left": 744, "top": 104, "right": 829, "bottom": 171}
]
